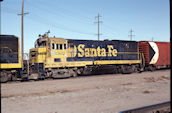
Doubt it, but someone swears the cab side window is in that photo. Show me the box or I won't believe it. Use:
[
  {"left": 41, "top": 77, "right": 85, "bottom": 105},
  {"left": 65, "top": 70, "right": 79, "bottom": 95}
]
[
  {"left": 64, "top": 44, "right": 67, "bottom": 49},
  {"left": 56, "top": 44, "right": 59, "bottom": 50},
  {"left": 54, "top": 44, "right": 67, "bottom": 50},
  {"left": 60, "top": 44, "right": 63, "bottom": 50},
  {"left": 52, "top": 43, "right": 55, "bottom": 49}
]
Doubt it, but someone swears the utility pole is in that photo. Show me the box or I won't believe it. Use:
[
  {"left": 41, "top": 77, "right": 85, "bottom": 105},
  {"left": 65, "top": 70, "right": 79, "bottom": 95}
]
[
  {"left": 18, "top": 0, "right": 28, "bottom": 66},
  {"left": 0, "top": 0, "right": 3, "bottom": 34},
  {"left": 94, "top": 13, "right": 102, "bottom": 41},
  {"left": 128, "top": 29, "right": 135, "bottom": 40},
  {"left": 152, "top": 37, "right": 154, "bottom": 41}
]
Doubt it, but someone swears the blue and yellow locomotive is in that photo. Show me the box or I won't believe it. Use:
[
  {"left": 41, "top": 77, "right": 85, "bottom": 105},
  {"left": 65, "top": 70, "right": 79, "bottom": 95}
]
[
  {"left": 0, "top": 35, "right": 23, "bottom": 82},
  {"left": 29, "top": 32, "right": 144, "bottom": 79}
]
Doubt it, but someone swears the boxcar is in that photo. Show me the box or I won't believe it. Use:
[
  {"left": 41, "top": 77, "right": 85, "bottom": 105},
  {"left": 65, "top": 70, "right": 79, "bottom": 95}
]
[{"left": 138, "top": 41, "right": 170, "bottom": 70}]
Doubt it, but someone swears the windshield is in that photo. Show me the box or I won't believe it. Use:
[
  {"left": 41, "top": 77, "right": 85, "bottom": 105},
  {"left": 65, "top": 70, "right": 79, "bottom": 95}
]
[{"left": 35, "top": 41, "right": 46, "bottom": 48}]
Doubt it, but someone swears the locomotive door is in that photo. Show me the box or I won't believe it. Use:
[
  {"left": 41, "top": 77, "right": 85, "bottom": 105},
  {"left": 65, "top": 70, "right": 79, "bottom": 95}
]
[
  {"left": 67, "top": 42, "right": 76, "bottom": 58},
  {"left": 120, "top": 41, "right": 130, "bottom": 60}
]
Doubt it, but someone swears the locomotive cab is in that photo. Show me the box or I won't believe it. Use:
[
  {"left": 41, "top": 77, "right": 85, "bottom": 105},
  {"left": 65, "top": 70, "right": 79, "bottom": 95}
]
[
  {"left": 29, "top": 33, "right": 70, "bottom": 79},
  {"left": 30, "top": 35, "right": 68, "bottom": 63}
]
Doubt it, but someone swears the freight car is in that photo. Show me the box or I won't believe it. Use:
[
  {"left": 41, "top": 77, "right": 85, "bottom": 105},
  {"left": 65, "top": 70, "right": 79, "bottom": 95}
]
[
  {"left": 139, "top": 41, "right": 170, "bottom": 71},
  {"left": 28, "top": 32, "right": 144, "bottom": 79},
  {"left": 0, "top": 35, "right": 23, "bottom": 82}
]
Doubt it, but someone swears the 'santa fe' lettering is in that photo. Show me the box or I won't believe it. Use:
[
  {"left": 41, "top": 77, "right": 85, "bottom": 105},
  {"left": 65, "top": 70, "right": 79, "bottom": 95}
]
[{"left": 77, "top": 44, "right": 117, "bottom": 57}]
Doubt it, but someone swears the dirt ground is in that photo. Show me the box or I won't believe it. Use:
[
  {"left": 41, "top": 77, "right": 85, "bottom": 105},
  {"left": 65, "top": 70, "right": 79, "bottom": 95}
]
[{"left": 1, "top": 69, "right": 170, "bottom": 113}]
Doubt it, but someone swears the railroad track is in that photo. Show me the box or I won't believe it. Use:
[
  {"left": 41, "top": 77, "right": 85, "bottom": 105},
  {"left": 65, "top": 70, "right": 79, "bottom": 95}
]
[
  {"left": 119, "top": 101, "right": 170, "bottom": 113},
  {"left": 1, "top": 68, "right": 170, "bottom": 84}
]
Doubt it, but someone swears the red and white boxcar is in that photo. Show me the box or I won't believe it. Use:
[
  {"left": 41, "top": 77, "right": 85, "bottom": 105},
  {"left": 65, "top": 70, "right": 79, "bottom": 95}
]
[{"left": 138, "top": 41, "right": 170, "bottom": 70}]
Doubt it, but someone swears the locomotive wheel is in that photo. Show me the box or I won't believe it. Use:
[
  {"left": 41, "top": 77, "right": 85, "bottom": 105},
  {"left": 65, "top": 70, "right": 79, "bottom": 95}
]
[
  {"left": 11, "top": 73, "right": 17, "bottom": 81},
  {"left": 150, "top": 67, "right": 156, "bottom": 71},
  {"left": 148, "top": 66, "right": 156, "bottom": 71},
  {"left": 138, "top": 66, "right": 144, "bottom": 73},
  {"left": 45, "top": 71, "right": 52, "bottom": 78},
  {"left": 69, "top": 69, "right": 77, "bottom": 77},
  {"left": 38, "top": 72, "right": 45, "bottom": 80},
  {"left": 0, "top": 70, "right": 10, "bottom": 83},
  {"left": 121, "top": 65, "right": 133, "bottom": 74}
]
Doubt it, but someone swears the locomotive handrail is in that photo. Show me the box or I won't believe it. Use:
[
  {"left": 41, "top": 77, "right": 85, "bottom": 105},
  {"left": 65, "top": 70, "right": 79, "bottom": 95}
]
[{"left": 142, "top": 53, "right": 145, "bottom": 68}]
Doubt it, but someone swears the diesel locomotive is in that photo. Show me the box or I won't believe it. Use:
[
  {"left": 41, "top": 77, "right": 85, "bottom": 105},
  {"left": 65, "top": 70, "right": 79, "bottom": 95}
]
[
  {"left": 0, "top": 35, "right": 22, "bottom": 82},
  {"left": 28, "top": 32, "right": 144, "bottom": 79},
  {"left": 0, "top": 33, "right": 170, "bottom": 82}
]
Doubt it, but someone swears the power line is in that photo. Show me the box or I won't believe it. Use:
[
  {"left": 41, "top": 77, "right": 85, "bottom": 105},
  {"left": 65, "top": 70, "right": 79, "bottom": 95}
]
[
  {"left": 26, "top": 0, "right": 93, "bottom": 21},
  {"left": 2, "top": 7, "right": 19, "bottom": 14},
  {"left": 2, "top": 2, "right": 119, "bottom": 39},
  {"left": 2, "top": 7, "right": 94, "bottom": 36},
  {"left": 25, "top": 0, "right": 93, "bottom": 25},
  {"left": 103, "top": 24, "right": 119, "bottom": 36},
  {"left": 152, "top": 37, "right": 154, "bottom": 41},
  {"left": 94, "top": 13, "right": 102, "bottom": 41},
  {"left": 24, "top": 1, "right": 95, "bottom": 36},
  {"left": 3, "top": 7, "right": 119, "bottom": 39},
  {"left": 26, "top": 13, "right": 95, "bottom": 36}
]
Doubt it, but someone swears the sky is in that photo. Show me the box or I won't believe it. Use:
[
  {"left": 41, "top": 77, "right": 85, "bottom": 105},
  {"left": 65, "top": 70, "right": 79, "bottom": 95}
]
[{"left": 1, "top": 0, "right": 170, "bottom": 53}]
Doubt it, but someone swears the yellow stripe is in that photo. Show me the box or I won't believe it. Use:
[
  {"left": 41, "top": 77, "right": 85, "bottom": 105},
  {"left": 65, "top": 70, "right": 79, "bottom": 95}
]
[
  {"left": 0, "top": 63, "right": 22, "bottom": 69},
  {"left": 0, "top": 37, "right": 22, "bottom": 69},
  {"left": 45, "top": 61, "right": 93, "bottom": 68},
  {"left": 44, "top": 60, "right": 141, "bottom": 68},
  {"left": 94, "top": 60, "right": 141, "bottom": 65}
]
